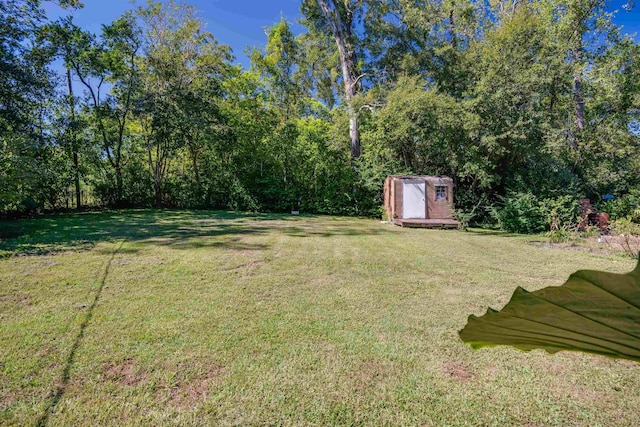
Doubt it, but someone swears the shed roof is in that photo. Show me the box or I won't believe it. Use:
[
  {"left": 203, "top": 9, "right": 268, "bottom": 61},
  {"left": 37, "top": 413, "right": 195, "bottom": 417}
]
[{"left": 388, "top": 175, "right": 453, "bottom": 183}]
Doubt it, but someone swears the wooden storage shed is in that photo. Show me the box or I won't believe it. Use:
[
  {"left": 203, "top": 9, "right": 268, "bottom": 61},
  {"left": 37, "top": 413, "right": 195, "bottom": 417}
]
[{"left": 384, "top": 175, "right": 460, "bottom": 228}]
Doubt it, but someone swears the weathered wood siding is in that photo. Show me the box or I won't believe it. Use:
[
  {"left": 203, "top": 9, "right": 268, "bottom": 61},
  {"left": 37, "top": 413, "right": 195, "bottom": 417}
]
[
  {"left": 393, "top": 178, "right": 403, "bottom": 219},
  {"left": 425, "top": 177, "right": 454, "bottom": 219},
  {"left": 383, "top": 175, "right": 455, "bottom": 221},
  {"left": 384, "top": 177, "right": 392, "bottom": 220}
]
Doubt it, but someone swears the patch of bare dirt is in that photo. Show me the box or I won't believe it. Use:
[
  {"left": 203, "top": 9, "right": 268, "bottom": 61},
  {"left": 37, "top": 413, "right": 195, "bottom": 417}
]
[
  {"left": 442, "top": 360, "right": 471, "bottom": 381},
  {"left": 157, "top": 364, "right": 225, "bottom": 409},
  {"left": 0, "top": 364, "right": 15, "bottom": 409},
  {"left": 102, "top": 359, "right": 146, "bottom": 387},
  {"left": 564, "top": 382, "right": 601, "bottom": 403},
  {"left": 599, "top": 235, "right": 640, "bottom": 257},
  {"left": 354, "top": 360, "right": 385, "bottom": 387},
  {"left": 0, "top": 392, "right": 15, "bottom": 410},
  {"left": 481, "top": 363, "right": 498, "bottom": 377},
  {"left": 0, "top": 293, "right": 32, "bottom": 308}
]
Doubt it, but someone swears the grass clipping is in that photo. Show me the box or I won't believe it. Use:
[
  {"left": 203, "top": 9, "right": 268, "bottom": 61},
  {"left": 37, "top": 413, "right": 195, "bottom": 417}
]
[{"left": 459, "top": 255, "right": 640, "bottom": 362}]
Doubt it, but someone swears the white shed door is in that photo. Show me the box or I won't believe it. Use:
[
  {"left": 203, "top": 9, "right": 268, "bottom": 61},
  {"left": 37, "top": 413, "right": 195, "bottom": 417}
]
[{"left": 402, "top": 180, "right": 426, "bottom": 219}]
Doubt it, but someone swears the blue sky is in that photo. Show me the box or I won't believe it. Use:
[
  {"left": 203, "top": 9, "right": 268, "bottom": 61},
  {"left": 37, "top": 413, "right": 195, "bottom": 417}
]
[
  {"left": 43, "top": 0, "right": 304, "bottom": 68},
  {"left": 44, "top": 0, "right": 640, "bottom": 69}
]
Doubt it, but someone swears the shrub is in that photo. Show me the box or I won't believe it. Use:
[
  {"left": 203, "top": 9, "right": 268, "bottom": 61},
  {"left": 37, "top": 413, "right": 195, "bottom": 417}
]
[
  {"left": 453, "top": 208, "right": 473, "bottom": 231},
  {"left": 492, "top": 192, "right": 546, "bottom": 234},
  {"left": 600, "top": 190, "right": 640, "bottom": 223},
  {"left": 547, "top": 227, "right": 575, "bottom": 244},
  {"left": 607, "top": 217, "right": 640, "bottom": 258},
  {"left": 543, "top": 195, "right": 580, "bottom": 243},
  {"left": 493, "top": 193, "right": 580, "bottom": 235},
  {"left": 541, "top": 195, "right": 580, "bottom": 228}
]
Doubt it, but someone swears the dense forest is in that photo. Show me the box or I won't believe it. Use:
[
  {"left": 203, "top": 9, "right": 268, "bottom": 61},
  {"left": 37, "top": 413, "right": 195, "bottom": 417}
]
[{"left": 1, "top": 0, "right": 639, "bottom": 228}]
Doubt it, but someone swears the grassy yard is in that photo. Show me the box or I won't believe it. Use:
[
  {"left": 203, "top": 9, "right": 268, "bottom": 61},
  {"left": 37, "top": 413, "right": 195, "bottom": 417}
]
[{"left": 1, "top": 210, "right": 638, "bottom": 426}]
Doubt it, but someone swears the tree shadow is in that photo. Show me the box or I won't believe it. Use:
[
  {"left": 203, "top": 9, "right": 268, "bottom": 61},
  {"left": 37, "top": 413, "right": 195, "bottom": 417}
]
[
  {"left": 281, "top": 224, "right": 393, "bottom": 238},
  {"left": 35, "top": 241, "right": 123, "bottom": 427},
  {"left": 465, "top": 228, "right": 525, "bottom": 239},
  {"left": 0, "top": 210, "right": 394, "bottom": 257},
  {"left": 0, "top": 210, "right": 274, "bottom": 257}
]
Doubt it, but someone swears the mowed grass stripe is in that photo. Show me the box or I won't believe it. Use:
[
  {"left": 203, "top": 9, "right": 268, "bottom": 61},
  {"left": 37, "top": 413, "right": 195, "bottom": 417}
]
[{"left": 0, "top": 210, "right": 637, "bottom": 426}]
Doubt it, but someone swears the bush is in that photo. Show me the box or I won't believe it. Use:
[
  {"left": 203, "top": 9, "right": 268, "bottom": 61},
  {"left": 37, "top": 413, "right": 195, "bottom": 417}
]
[
  {"left": 543, "top": 195, "right": 580, "bottom": 243},
  {"left": 492, "top": 192, "right": 547, "bottom": 233},
  {"left": 600, "top": 190, "right": 640, "bottom": 223},
  {"left": 547, "top": 227, "right": 575, "bottom": 244},
  {"left": 609, "top": 217, "right": 640, "bottom": 235},
  {"left": 493, "top": 192, "right": 580, "bottom": 235},
  {"left": 541, "top": 195, "right": 580, "bottom": 228},
  {"left": 607, "top": 217, "right": 640, "bottom": 258}
]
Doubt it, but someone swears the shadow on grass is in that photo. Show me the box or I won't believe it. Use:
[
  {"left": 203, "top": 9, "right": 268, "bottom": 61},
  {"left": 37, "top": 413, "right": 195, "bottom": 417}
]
[
  {"left": 0, "top": 209, "right": 392, "bottom": 257},
  {"left": 35, "top": 241, "right": 123, "bottom": 427},
  {"left": 465, "top": 228, "right": 525, "bottom": 239},
  {"left": 279, "top": 221, "right": 390, "bottom": 238}
]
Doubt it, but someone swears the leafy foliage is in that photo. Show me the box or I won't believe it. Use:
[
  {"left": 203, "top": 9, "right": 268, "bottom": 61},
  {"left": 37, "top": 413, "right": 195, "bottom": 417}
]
[
  {"left": 493, "top": 193, "right": 581, "bottom": 234},
  {"left": 608, "top": 217, "right": 640, "bottom": 258},
  {"left": 1, "top": 0, "right": 639, "bottom": 221},
  {"left": 492, "top": 193, "right": 548, "bottom": 234},
  {"left": 600, "top": 190, "right": 640, "bottom": 222}
]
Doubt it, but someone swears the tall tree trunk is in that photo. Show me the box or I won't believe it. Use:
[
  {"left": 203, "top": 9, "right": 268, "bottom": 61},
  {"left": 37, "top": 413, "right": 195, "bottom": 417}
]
[
  {"left": 549, "top": 75, "right": 558, "bottom": 116},
  {"left": 449, "top": 2, "right": 457, "bottom": 50},
  {"left": 567, "top": 39, "right": 585, "bottom": 155},
  {"left": 66, "top": 68, "right": 81, "bottom": 209},
  {"left": 348, "top": 104, "right": 360, "bottom": 161},
  {"left": 187, "top": 134, "right": 201, "bottom": 187},
  {"left": 115, "top": 139, "right": 124, "bottom": 204},
  {"left": 115, "top": 165, "right": 124, "bottom": 206},
  {"left": 316, "top": 0, "right": 361, "bottom": 160},
  {"left": 572, "top": 45, "right": 585, "bottom": 135}
]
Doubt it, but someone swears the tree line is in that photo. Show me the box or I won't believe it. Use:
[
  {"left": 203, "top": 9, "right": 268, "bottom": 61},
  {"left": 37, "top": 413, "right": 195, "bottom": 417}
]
[{"left": 1, "top": 0, "right": 639, "bottom": 223}]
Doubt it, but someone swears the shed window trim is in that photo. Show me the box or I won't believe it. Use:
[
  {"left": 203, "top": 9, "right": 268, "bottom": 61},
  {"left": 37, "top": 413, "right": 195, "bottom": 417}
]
[{"left": 435, "top": 185, "right": 447, "bottom": 201}]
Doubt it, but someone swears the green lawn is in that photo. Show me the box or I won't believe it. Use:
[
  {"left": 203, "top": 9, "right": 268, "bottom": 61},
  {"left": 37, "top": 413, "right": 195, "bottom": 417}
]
[{"left": 1, "top": 210, "right": 638, "bottom": 426}]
